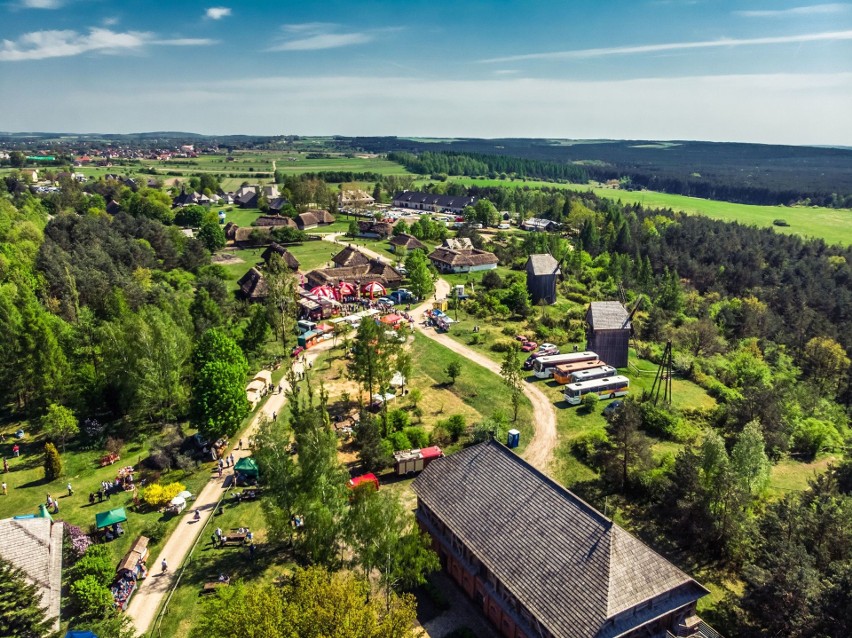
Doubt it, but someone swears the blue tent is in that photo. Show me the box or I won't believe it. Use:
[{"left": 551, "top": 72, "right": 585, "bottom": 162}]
[{"left": 65, "top": 631, "right": 98, "bottom": 638}]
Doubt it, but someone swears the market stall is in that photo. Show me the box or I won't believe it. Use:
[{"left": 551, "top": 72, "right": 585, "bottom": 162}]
[
  {"left": 95, "top": 507, "right": 127, "bottom": 541},
  {"left": 234, "top": 457, "right": 259, "bottom": 486}
]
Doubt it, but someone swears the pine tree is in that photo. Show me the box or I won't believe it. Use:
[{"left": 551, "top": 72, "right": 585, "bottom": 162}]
[
  {"left": 0, "top": 557, "right": 53, "bottom": 638},
  {"left": 43, "top": 442, "right": 61, "bottom": 480}
]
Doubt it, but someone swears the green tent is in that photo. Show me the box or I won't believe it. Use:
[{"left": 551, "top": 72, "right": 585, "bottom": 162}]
[
  {"left": 95, "top": 507, "right": 127, "bottom": 529},
  {"left": 234, "top": 457, "right": 259, "bottom": 478}
]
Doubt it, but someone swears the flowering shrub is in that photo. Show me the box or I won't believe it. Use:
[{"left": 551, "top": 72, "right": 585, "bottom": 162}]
[
  {"left": 142, "top": 481, "right": 186, "bottom": 508},
  {"left": 65, "top": 523, "right": 93, "bottom": 558}
]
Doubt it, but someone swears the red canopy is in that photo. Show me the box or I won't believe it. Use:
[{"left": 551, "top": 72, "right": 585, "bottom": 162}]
[
  {"left": 316, "top": 323, "right": 334, "bottom": 333},
  {"left": 310, "top": 285, "right": 336, "bottom": 299},
  {"left": 380, "top": 313, "right": 403, "bottom": 325},
  {"left": 337, "top": 281, "right": 356, "bottom": 295},
  {"left": 361, "top": 281, "right": 386, "bottom": 298}
]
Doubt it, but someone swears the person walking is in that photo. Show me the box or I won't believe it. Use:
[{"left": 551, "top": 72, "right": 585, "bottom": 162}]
[
  {"left": 67, "top": 482, "right": 73, "bottom": 497},
  {"left": 2, "top": 482, "right": 7, "bottom": 495},
  {"left": 217, "top": 466, "right": 223, "bottom": 478},
  {"left": 238, "top": 439, "right": 243, "bottom": 450},
  {"left": 161, "top": 558, "right": 168, "bottom": 573},
  {"left": 46, "top": 494, "right": 53, "bottom": 508},
  {"left": 3, "top": 458, "right": 7, "bottom": 473},
  {"left": 229, "top": 453, "right": 235, "bottom": 466}
]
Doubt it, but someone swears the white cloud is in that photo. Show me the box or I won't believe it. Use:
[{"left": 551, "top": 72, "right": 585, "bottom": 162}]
[
  {"left": 269, "top": 33, "right": 372, "bottom": 51},
  {"left": 736, "top": 3, "right": 849, "bottom": 17},
  {"left": 0, "top": 28, "right": 215, "bottom": 61},
  {"left": 205, "top": 7, "right": 231, "bottom": 20},
  {"left": 282, "top": 22, "right": 338, "bottom": 33},
  {"left": 480, "top": 30, "right": 852, "bottom": 62},
  {"left": 102, "top": 17, "right": 119, "bottom": 27},
  {"left": 153, "top": 38, "right": 218, "bottom": 46},
  {"left": 19, "top": 0, "right": 63, "bottom": 8},
  {"left": 269, "top": 22, "right": 375, "bottom": 51}
]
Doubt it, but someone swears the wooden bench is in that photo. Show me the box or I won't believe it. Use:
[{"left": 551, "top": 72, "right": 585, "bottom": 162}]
[
  {"left": 220, "top": 533, "right": 246, "bottom": 546},
  {"left": 201, "top": 580, "right": 230, "bottom": 594}
]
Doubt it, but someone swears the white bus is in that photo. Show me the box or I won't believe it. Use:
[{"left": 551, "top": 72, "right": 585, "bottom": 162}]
[
  {"left": 570, "top": 365, "right": 618, "bottom": 384},
  {"left": 564, "top": 376, "right": 630, "bottom": 405},
  {"left": 532, "top": 351, "right": 598, "bottom": 379}
]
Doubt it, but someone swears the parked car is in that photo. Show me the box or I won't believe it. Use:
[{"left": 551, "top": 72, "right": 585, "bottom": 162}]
[
  {"left": 514, "top": 334, "right": 528, "bottom": 342},
  {"left": 396, "top": 266, "right": 408, "bottom": 275},
  {"left": 603, "top": 400, "right": 624, "bottom": 417},
  {"left": 521, "top": 341, "right": 538, "bottom": 352},
  {"left": 377, "top": 297, "right": 395, "bottom": 307},
  {"left": 537, "top": 343, "right": 558, "bottom": 352},
  {"left": 291, "top": 345, "right": 304, "bottom": 358},
  {"left": 498, "top": 223, "right": 510, "bottom": 230}
]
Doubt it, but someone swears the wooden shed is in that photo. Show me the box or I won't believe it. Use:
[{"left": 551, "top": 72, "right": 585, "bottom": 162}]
[
  {"left": 585, "top": 301, "right": 631, "bottom": 368},
  {"left": 525, "top": 254, "right": 560, "bottom": 305}
]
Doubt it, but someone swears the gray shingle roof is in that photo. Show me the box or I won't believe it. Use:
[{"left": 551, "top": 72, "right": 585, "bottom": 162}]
[
  {"left": 527, "top": 253, "right": 561, "bottom": 276},
  {"left": 588, "top": 301, "right": 631, "bottom": 331},
  {"left": 0, "top": 517, "right": 63, "bottom": 631},
  {"left": 412, "top": 441, "right": 707, "bottom": 638}
]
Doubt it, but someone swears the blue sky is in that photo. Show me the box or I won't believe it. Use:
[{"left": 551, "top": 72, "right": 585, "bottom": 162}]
[{"left": 1, "top": 0, "right": 851, "bottom": 145}]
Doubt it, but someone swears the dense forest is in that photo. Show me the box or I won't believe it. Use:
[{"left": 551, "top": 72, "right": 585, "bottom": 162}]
[
  {"left": 356, "top": 137, "right": 852, "bottom": 208},
  {"left": 386, "top": 150, "right": 588, "bottom": 183},
  {"left": 1, "top": 160, "right": 851, "bottom": 637}
]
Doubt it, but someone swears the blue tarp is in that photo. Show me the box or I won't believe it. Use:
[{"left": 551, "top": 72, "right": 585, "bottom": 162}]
[{"left": 65, "top": 631, "right": 98, "bottom": 638}]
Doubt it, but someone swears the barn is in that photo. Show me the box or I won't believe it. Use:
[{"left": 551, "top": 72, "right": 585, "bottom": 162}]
[
  {"left": 525, "top": 254, "right": 560, "bottom": 305},
  {"left": 413, "top": 440, "right": 711, "bottom": 638},
  {"left": 586, "top": 301, "right": 631, "bottom": 368}
]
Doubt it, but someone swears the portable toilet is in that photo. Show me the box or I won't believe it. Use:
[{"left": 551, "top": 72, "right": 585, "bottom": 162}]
[
  {"left": 507, "top": 429, "right": 520, "bottom": 449},
  {"left": 218, "top": 210, "right": 226, "bottom": 224}
]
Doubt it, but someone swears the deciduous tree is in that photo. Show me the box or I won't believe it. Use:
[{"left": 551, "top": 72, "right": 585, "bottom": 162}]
[{"left": 41, "top": 403, "right": 78, "bottom": 452}]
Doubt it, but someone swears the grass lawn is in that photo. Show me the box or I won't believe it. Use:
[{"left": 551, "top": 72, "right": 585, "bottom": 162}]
[
  {"left": 220, "top": 207, "right": 262, "bottom": 227},
  {"left": 213, "top": 247, "right": 264, "bottom": 290},
  {"left": 447, "top": 177, "right": 852, "bottom": 246},
  {"left": 152, "top": 498, "right": 295, "bottom": 638},
  {"left": 0, "top": 425, "right": 214, "bottom": 568},
  {"left": 286, "top": 240, "right": 341, "bottom": 272},
  {"left": 409, "top": 333, "right": 534, "bottom": 452}
]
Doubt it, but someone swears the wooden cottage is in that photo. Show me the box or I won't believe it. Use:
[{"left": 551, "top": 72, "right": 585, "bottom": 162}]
[
  {"left": 253, "top": 215, "right": 297, "bottom": 229},
  {"left": 295, "top": 210, "right": 335, "bottom": 230},
  {"left": 525, "top": 254, "right": 560, "bottom": 305},
  {"left": 427, "top": 245, "right": 498, "bottom": 274},
  {"left": 237, "top": 267, "right": 268, "bottom": 302},
  {"left": 413, "top": 441, "right": 710, "bottom": 638},
  {"left": 332, "top": 245, "right": 371, "bottom": 268},
  {"left": 389, "top": 233, "right": 427, "bottom": 254},
  {"left": 586, "top": 301, "right": 631, "bottom": 368},
  {"left": 261, "top": 242, "right": 300, "bottom": 270}
]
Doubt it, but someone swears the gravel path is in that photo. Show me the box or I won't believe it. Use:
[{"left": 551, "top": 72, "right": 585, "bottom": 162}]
[
  {"left": 411, "top": 280, "right": 557, "bottom": 474},
  {"left": 125, "top": 342, "right": 334, "bottom": 634}
]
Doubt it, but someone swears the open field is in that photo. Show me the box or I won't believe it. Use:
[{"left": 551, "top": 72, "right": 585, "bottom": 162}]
[
  {"left": 0, "top": 424, "right": 214, "bottom": 568},
  {"left": 447, "top": 177, "right": 852, "bottom": 246}
]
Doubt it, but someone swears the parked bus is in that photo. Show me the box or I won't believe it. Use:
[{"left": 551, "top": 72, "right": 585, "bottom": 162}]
[
  {"left": 552, "top": 359, "right": 605, "bottom": 384},
  {"left": 564, "top": 376, "right": 630, "bottom": 405},
  {"left": 570, "top": 365, "right": 618, "bottom": 384},
  {"left": 533, "top": 351, "right": 598, "bottom": 379}
]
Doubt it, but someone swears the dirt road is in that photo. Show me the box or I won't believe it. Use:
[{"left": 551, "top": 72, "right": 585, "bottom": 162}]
[
  {"left": 411, "top": 281, "right": 557, "bottom": 473},
  {"left": 126, "top": 342, "right": 334, "bottom": 634}
]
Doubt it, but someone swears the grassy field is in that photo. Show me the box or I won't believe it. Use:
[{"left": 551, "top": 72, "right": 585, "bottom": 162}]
[
  {"left": 408, "top": 332, "right": 534, "bottom": 451},
  {"left": 0, "top": 425, "right": 214, "bottom": 568},
  {"left": 448, "top": 177, "right": 852, "bottom": 246}
]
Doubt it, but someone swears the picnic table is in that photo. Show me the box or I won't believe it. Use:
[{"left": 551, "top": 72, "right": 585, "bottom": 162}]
[
  {"left": 100, "top": 453, "right": 120, "bottom": 467},
  {"left": 220, "top": 533, "right": 247, "bottom": 546},
  {"left": 201, "top": 578, "right": 230, "bottom": 593}
]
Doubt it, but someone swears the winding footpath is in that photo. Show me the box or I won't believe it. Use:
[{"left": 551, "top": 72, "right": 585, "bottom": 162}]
[
  {"left": 318, "top": 234, "right": 558, "bottom": 473},
  {"left": 409, "top": 281, "right": 558, "bottom": 473},
  {"left": 126, "top": 342, "right": 334, "bottom": 634}
]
